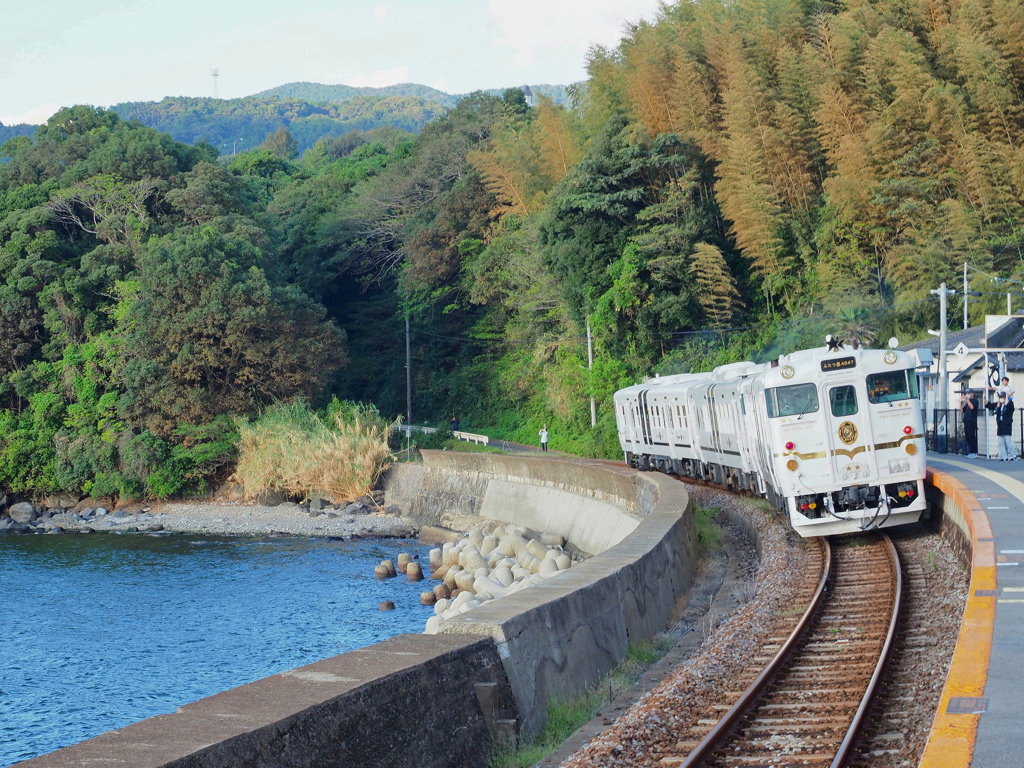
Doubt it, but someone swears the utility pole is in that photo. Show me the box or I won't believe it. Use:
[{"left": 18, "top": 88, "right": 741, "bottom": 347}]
[
  {"left": 405, "top": 313, "right": 412, "bottom": 461},
  {"left": 931, "top": 282, "right": 955, "bottom": 452},
  {"left": 963, "top": 261, "right": 968, "bottom": 330},
  {"left": 586, "top": 320, "right": 596, "bottom": 427}
]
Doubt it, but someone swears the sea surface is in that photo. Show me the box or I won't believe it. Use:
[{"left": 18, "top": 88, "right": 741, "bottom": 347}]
[{"left": 0, "top": 533, "right": 434, "bottom": 766}]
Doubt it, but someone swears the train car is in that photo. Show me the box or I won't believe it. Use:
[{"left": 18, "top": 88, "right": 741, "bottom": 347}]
[{"left": 614, "top": 340, "right": 928, "bottom": 537}]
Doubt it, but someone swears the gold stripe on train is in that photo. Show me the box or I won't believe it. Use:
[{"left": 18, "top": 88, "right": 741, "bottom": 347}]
[
  {"left": 775, "top": 432, "right": 922, "bottom": 461},
  {"left": 774, "top": 450, "right": 828, "bottom": 459},
  {"left": 832, "top": 445, "right": 868, "bottom": 458},
  {"left": 874, "top": 433, "right": 924, "bottom": 450}
]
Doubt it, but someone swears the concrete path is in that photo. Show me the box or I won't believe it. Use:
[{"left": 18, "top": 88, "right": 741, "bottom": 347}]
[{"left": 927, "top": 453, "right": 1024, "bottom": 768}]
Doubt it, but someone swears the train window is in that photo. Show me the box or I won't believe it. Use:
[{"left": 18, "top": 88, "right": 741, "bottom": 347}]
[
  {"left": 765, "top": 383, "right": 819, "bottom": 418},
  {"left": 830, "top": 385, "right": 858, "bottom": 417},
  {"left": 867, "top": 369, "right": 918, "bottom": 403}
]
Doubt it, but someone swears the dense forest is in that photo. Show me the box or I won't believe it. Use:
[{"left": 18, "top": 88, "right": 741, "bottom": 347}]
[
  {"left": 109, "top": 84, "right": 570, "bottom": 156},
  {"left": 3, "top": 0, "right": 1024, "bottom": 502},
  {"left": 111, "top": 94, "right": 443, "bottom": 155}
]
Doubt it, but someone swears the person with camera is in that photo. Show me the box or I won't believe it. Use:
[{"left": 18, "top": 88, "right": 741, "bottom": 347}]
[
  {"left": 986, "top": 391, "right": 1017, "bottom": 461},
  {"left": 960, "top": 390, "right": 980, "bottom": 458}
]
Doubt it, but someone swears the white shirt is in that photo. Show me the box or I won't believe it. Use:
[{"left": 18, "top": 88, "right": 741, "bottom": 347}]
[{"left": 539, "top": 429, "right": 548, "bottom": 443}]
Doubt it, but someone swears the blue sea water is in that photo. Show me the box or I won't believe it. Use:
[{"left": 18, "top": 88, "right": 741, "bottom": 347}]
[{"left": 0, "top": 533, "right": 434, "bottom": 767}]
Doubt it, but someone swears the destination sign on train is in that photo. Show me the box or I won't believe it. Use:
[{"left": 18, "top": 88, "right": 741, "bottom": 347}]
[{"left": 821, "top": 356, "right": 857, "bottom": 371}]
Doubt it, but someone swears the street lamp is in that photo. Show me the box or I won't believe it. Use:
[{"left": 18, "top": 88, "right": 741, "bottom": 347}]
[{"left": 233, "top": 138, "right": 244, "bottom": 155}]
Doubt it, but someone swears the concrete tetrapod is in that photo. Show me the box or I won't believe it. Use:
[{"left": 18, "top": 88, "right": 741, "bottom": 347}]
[{"left": 422, "top": 523, "right": 575, "bottom": 633}]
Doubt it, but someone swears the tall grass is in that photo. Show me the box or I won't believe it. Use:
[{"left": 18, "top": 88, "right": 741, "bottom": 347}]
[{"left": 233, "top": 401, "right": 396, "bottom": 503}]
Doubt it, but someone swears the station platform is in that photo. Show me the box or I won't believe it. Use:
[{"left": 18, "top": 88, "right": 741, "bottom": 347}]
[{"left": 922, "top": 454, "right": 1024, "bottom": 768}]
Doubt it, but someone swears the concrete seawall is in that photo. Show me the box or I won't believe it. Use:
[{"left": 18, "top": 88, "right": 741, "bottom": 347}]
[
  {"left": 20, "top": 454, "right": 695, "bottom": 768},
  {"left": 385, "top": 452, "right": 697, "bottom": 735}
]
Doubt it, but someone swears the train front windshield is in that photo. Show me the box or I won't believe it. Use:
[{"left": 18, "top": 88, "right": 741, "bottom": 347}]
[
  {"left": 765, "top": 383, "right": 819, "bottom": 418},
  {"left": 866, "top": 369, "right": 919, "bottom": 404}
]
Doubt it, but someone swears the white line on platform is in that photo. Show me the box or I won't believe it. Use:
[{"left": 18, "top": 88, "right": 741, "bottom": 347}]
[
  {"left": 1003, "top": 587, "right": 1024, "bottom": 591},
  {"left": 997, "top": 599, "right": 1024, "bottom": 603},
  {"left": 997, "top": 562, "right": 1020, "bottom": 566},
  {"left": 987, "top": 506, "right": 1010, "bottom": 509},
  {"left": 1001, "top": 551, "right": 1024, "bottom": 555}
]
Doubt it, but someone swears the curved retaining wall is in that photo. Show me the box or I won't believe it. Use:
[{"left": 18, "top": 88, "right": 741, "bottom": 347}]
[
  {"left": 385, "top": 452, "right": 697, "bottom": 735},
  {"left": 21, "top": 453, "right": 695, "bottom": 768}
]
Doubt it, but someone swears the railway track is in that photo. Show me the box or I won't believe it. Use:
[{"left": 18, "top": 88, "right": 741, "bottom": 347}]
[{"left": 660, "top": 535, "right": 902, "bottom": 768}]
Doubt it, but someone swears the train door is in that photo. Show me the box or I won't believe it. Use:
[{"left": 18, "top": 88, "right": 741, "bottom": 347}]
[{"left": 823, "top": 379, "right": 877, "bottom": 483}]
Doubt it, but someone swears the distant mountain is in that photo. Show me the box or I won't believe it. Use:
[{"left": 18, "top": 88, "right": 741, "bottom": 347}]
[
  {"left": 111, "top": 94, "right": 444, "bottom": 155},
  {"left": 4, "top": 82, "right": 571, "bottom": 159},
  {"left": 254, "top": 82, "right": 573, "bottom": 108},
  {"left": 254, "top": 82, "right": 459, "bottom": 107},
  {"left": 0, "top": 122, "right": 36, "bottom": 148}
]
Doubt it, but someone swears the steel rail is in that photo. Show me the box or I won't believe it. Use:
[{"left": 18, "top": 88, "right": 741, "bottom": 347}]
[
  {"left": 830, "top": 534, "right": 903, "bottom": 767},
  {"left": 677, "top": 537, "right": 833, "bottom": 768}
]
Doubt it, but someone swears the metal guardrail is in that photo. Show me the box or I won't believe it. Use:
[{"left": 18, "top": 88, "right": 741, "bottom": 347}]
[
  {"left": 396, "top": 424, "right": 490, "bottom": 446},
  {"left": 925, "top": 407, "right": 1024, "bottom": 456}
]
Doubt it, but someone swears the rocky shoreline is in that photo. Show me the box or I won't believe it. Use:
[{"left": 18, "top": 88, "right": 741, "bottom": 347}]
[{"left": 0, "top": 490, "right": 418, "bottom": 540}]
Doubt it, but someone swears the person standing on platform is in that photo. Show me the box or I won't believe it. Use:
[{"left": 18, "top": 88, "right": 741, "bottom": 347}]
[
  {"left": 987, "top": 392, "right": 1017, "bottom": 461},
  {"left": 539, "top": 425, "right": 549, "bottom": 452},
  {"left": 961, "top": 390, "right": 979, "bottom": 458}
]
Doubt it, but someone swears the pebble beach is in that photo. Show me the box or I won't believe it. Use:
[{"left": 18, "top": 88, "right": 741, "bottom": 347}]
[{"left": 29, "top": 499, "right": 418, "bottom": 539}]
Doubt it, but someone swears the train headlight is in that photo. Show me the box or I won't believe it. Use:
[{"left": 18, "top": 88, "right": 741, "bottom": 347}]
[
  {"left": 786, "top": 459, "right": 798, "bottom": 471},
  {"left": 905, "top": 443, "right": 917, "bottom": 455},
  {"left": 785, "top": 442, "right": 795, "bottom": 451},
  {"left": 903, "top": 426, "right": 913, "bottom": 434}
]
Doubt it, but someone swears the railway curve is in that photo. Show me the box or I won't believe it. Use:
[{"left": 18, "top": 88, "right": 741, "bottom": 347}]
[{"left": 669, "top": 536, "right": 901, "bottom": 767}]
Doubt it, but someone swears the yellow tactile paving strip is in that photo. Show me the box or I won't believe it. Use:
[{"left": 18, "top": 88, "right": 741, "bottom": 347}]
[{"left": 918, "top": 468, "right": 996, "bottom": 768}]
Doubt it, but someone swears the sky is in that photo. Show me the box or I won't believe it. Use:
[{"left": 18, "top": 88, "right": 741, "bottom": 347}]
[{"left": 0, "top": 0, "right": 664, "bottom": 125}]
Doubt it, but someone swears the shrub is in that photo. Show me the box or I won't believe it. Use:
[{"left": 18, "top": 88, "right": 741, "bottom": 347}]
[
  {"left": 413, "top": 427, "right": 453, "bottom": 450},
  {"left": 233, "top": 400, "right": 396, "bottom": 503}
]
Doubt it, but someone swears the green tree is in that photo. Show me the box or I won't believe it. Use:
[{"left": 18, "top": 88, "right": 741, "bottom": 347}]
[
  {"left": 261, "top": 126, "right": 299, "bottom": 159},
  {"left": 119, "top": 226, "right": 346, "bottom": 434}
]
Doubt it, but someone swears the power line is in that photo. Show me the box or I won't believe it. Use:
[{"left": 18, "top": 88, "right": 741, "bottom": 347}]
[{"left": 965, "top": 262, "right": 1024, "bottom": 287}]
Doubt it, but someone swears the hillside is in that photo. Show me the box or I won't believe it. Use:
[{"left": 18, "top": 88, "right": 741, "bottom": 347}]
[
  {"left": 0, "top": 122, "right": 35, "bottom": 146},
  {"left": 111, "top": 94, "right": 442, "bottom": 154},
  {"left": 253, "top": 81, "right": 573, "bottom": 108},
  {"left": 253, "top": 82, "right": 458, "bottom": 106},
  {"left": 5, "top": 0, "right": 1024, "bottom": 503}
]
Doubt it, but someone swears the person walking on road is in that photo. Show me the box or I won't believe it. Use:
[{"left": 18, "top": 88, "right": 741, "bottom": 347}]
[
  {"left": 987, "top": 392, "right": 1017, "bottom": 461},
  {"left": 539, "top": 425, "right": 549, "bottom": 452},
  {"left": 961, "top": 390, "right": 979, "bottom": 458}
]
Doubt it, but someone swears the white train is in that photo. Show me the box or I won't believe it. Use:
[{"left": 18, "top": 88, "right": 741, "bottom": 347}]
[{"left": 614, "top": 340, "right": 929, "bottom": 537}]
